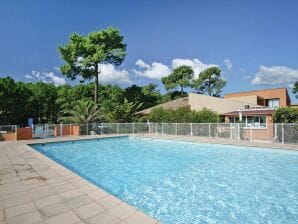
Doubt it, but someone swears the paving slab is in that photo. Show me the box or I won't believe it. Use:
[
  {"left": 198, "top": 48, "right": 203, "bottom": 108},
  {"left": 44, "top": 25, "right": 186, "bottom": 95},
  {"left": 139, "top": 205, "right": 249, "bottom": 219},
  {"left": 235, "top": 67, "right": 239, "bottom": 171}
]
[{"left": 0, "top": 136, "right": 161, "bottom": 224}]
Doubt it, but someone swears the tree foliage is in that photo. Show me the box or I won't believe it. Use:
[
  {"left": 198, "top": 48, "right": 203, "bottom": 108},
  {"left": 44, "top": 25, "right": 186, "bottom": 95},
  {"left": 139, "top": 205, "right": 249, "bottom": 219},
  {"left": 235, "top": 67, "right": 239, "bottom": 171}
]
[
  {"left": 124, "top": 84, "right": 161, "bottom": 110},
  {"left": 273, "top": 107, "right": 298, "bottom": 123},
  {"left": 0, "top": 76, "right": 162, "bottom": 124},
  {"left": 102, "top": 98, "right": 142, "bottom": 122},
  {"left": 293, "top": 81, "right": 298, "bottom": 99},
  {"left": 148, "top": 107, "right": 219, "bottom": 123},
  {"left": 59, "top": 27, "right": 126, "bottom": 103},
  {"left": 193, "top": 67, "right": 226, "bottom": 97},
  {"left": 58, "top": 100, "right": 101, "bottom": 123},
  {"left": 162, "top": 65, "right": 194, "bottom": 94}
]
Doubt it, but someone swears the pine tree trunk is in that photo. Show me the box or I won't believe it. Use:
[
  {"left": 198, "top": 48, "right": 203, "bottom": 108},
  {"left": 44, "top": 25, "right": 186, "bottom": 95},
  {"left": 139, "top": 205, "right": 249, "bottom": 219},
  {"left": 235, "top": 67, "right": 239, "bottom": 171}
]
[{"left": 94, "top": 64, "right": 99, "bottom": 104}]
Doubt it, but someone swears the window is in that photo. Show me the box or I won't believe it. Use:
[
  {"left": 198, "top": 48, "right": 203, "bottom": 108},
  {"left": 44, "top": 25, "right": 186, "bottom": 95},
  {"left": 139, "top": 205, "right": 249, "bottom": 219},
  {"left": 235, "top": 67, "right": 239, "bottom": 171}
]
[
  {"left": 229, "top": 115, "right": 267, "bottom": 128},
  {"left": 268, "top": 99, "right": 280, "bottom": 108},
  {"left": 243, "top": 116, "right": 266, "bottom": 128}
]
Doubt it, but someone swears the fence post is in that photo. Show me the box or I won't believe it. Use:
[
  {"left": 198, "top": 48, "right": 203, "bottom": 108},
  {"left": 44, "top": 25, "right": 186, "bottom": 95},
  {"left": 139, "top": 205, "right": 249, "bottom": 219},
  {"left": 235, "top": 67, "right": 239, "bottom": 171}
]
[
  {"left": 230, "top": 123, "right": 232, "bottom": 140},
  {"left": 162, "top": 123, "right": 164, "bottom": 136},
  {"left": 117, "top": 123, "right": 119, "bottom": 136},
  {"left": 60, "top": 123, "right": 63, "bottom": 136},
  {"left": 156, "top": 123, "right": 158, "bottom": 136},
  {"left": 250, "top": 126, "right": 253, "bottom": 142},
  {"left": 282, "top": 123, "right": 284, "bottom": 144},
  {"left": 237, "top": 123, "right": 240, "bottom": 141},
  {"left": 45, "top": 124, "right": 48, "bottom": 138},
  {"left": 190, "top": 123, "right": 193, "bottom": 137},
  {"left": 132, "top": 123, "right": 135, "bottom": 136},
  {"left": 175, "top": 123, "right": 178, "bottom": 136},
  {"left": 209, "top": 123, "right": 211, "bottom": 138},
  {"left": 15, "top": 125, "right": 18, "bottom": 141},
  {"left": 274, "top": 123, "right": 277, "bottom": 140}
]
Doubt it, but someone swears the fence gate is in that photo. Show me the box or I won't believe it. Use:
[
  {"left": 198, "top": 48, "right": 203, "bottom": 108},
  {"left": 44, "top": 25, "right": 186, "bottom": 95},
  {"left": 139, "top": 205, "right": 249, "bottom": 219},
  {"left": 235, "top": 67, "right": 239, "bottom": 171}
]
[
  {"left": 32, "top": 124, "right": 45, "bottom": 139},
  {"left": 32, "top": 124, "right": 56, "bottom": 139}
]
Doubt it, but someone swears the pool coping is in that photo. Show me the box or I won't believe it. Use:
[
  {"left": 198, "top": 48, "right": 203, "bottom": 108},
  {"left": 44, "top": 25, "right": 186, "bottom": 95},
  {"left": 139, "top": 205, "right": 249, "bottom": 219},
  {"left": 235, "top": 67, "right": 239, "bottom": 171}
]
[
  {"left": 0, "top": 135, "right": 160, "bottom": 224},
  {"left": 139, "top": 134, "right": 298, "bottom": 151}
]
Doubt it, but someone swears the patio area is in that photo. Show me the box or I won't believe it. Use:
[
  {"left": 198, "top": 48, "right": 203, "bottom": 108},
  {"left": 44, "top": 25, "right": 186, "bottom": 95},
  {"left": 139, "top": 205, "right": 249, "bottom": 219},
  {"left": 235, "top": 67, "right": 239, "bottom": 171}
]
[{"left": 0, "top": 135, "right": 159, "bottom": 224}]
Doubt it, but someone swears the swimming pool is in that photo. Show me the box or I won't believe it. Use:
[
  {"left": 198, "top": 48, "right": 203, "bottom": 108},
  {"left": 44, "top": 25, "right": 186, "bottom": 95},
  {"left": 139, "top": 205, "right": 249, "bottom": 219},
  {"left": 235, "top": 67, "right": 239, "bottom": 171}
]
[{"left": 31, "top": 137, "right": 298, "bottom": 224}]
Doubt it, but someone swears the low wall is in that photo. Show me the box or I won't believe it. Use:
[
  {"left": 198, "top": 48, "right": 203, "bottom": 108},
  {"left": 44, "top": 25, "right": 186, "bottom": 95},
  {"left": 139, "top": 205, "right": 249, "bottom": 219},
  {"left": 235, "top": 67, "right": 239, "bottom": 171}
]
[
  {"left": 1, "top": 133, "right": 16, "bottom": 141},
  {"left": 243, "top": 125, "right": 274, "bottom": 141},
  {"left": 54, "top": 125, "right": 80, "bottom": 136},
  {"left": 0, "top": 127, "right": 33, "bottom": 141},
  {"left": 17, "top": 127, "right": 33, "bottom": 140}
]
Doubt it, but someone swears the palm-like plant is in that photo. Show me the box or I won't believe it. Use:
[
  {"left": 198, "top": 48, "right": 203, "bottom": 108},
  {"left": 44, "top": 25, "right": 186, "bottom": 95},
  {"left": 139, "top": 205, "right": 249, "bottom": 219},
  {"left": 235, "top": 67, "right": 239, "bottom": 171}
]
[{"left": 58, "top": 100, "right": 101, "bottom": 123}]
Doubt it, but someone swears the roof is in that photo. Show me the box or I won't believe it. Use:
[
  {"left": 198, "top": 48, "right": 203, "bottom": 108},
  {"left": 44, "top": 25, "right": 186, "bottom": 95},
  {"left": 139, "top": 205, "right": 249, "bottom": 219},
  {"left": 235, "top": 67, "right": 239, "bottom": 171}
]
[
  {"left": 137, "top": 97, "right": 189, "bottom": 115},
  {"left": 224, "top": 108, "right": 275, "bottom": 116},
  {"left": 224, "top": 87, "right": 288, "bottom": 96}
]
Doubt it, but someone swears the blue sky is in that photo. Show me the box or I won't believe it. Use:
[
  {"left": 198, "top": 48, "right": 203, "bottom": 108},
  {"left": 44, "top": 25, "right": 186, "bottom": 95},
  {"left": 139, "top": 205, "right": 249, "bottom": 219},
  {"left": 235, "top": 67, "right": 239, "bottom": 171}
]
[{"left": 0, "top": 0, "right": 297, "bottom": 101}]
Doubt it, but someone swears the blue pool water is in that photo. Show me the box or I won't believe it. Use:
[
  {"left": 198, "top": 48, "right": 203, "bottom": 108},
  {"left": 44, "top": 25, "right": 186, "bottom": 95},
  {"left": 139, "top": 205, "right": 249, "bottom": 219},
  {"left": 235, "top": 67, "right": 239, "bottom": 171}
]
[{"left": 31, "top": 137, "right": 298, "bottom": 224}]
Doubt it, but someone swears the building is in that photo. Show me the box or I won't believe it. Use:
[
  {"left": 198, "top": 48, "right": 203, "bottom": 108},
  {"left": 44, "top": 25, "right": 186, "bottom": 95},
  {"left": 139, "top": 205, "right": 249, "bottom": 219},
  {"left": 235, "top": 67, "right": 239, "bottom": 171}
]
[
  {"left": 138, "top": 87, "right": 293, "bottom": 142},
  {"left": 138, "top": 93, "right": 260, "bottom": 116},
  {"left": 138, "top": 88, "right": 292, "bottom": 117},
  {"left": 223, "top": 87, "right": 291, "bottom": 108},
  {"left": 223, "top": 88, "right": 291, "bottom": 126},
  {"left": 222, "top": 88, "right": 291, "bottom": 141}
]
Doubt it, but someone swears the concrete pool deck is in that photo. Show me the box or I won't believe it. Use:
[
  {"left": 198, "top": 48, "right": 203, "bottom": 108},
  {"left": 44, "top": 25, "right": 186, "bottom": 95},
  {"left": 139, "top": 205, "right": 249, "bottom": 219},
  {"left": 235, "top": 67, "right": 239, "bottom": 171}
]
[
  {"left": 0, "top": 135, "right": 160, "bottom": 224},
  {"left": 0, "top": 134, "right": 296, "bottom": 224}
]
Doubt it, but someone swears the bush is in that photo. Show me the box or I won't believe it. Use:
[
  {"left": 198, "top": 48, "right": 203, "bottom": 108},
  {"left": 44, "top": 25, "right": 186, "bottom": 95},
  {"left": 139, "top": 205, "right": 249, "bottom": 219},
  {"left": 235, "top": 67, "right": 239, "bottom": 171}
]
[
  {"left": 148, "top": 106, "right": 219, "bottom": 123},
  {"left": 273, "top": 107, "right": 298, "bottom": 123}
]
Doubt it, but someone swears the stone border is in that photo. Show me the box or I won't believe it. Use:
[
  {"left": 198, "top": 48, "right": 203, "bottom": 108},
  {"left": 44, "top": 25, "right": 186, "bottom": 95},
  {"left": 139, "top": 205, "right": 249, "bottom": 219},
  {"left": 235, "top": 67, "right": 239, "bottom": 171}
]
[
  {"left": 139, "top": 134, "right": 298, "bottom": 151},
  {"left": 0, "top": 135, "right": 160, "bottom": 224}
]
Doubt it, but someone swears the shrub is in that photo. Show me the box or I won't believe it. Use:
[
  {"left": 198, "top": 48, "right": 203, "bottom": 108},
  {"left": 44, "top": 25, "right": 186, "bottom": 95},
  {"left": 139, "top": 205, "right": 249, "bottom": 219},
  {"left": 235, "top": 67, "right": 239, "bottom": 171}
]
[
  {"left": 148, "top": 106, "right": 219, "bottom": 123},
  {"left": 273, "top": 107, "right": 298, "bottom": 123}
]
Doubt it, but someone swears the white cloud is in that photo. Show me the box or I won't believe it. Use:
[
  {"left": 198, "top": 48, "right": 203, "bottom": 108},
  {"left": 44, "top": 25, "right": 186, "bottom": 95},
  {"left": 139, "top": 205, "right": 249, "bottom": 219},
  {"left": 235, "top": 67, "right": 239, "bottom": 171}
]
[
  {"left": 44, "top": 72, "right": 66, "bottom": 86},
  {"left": 242, "top": 75, "right": 252, "bottom": 80},
  {"left": 133, "top": 60, "right": 171, "bottom": 79},
  {"left": 98, "top": 63, "right": 132, "bottom": 84},
  {"left": 135, "top": 59, "right": 151, "bottom": 69},
  {"left": 224, "top": 59, "right": 232, "bottom": 70},
  {"left": 251, "top": 65, "right": 298, "bottom": 86},
  {"left": 25, "top": 70, "right": 66, "bottom": 86},
  {"left": 25, "top": 74, "right": 32, "bottom": 79},
  {"left": 133, "top": 58, "right": 218, "bottom": 80},
  {"left": 172, "top": 58, "right": 218, "bottom": 79}
]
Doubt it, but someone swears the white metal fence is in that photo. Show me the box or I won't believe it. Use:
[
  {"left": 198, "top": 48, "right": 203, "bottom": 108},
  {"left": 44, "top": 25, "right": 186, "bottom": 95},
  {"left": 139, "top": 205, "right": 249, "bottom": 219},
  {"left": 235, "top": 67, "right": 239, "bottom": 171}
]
[{"left": 0, "top": 123, "right": 297, "bottom": 145}]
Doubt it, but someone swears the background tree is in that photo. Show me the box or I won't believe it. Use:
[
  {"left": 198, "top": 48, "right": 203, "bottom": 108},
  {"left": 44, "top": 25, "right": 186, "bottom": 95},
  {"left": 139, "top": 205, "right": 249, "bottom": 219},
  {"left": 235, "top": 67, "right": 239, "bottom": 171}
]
[
  {"left": 162, "top": 65, "right": 194, "bottom": 94},
  {"left": 0, "top": 77, "right": 31, "bottom": 124},
  {"left": 273, "top": 107, "right": 298, "bottom": 123},
  {"left": 27, "top": 82, "right": 58, "bottom": 123},
  {"left": 59, "top": 27, "right": 126, "bottom": 103},
  {"left": 56, "top": 83, "right": 94, "bottom": 112},
  {"left": 58, "top": 100, "right": 101, "bottom": 123},
  {"left": 124, "top": 84, "right": 161, "bottom": 110},
  {"left": 102, "top": 98, "right": 142, "bottom": 122},
  {"left": 148, "top": 106, "right": 219, "bottom": 123},
  {"left": 193, "top": 67, "right": 226, "bottom": 97},
  {"left": 293, "top": 81, "right": 298, "bottom": 99}
]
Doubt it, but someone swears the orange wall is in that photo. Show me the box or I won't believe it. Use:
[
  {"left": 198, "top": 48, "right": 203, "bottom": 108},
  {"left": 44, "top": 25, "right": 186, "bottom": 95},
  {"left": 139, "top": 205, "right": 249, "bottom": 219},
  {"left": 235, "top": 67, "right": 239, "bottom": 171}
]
[
  {"left": 242, "top": 123, "right": 274, "bottom": 141},
  {"left": 54, "top": 125, "right": 80, "bottom": 136},
  {"left": 224, "top": 88, "right": 290, "bottom": 107},
  {"left": 1, "top": 127, "right": 33, "bottom": 141},
  {"left": 1, "top": 133, "right": 16, "bottom": 141},
  {"left": 225, "top": 115, "right": 274, "bottom": 141},
  {"left": 17, "top": 128, "right": 32, "bottom": 140}
]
